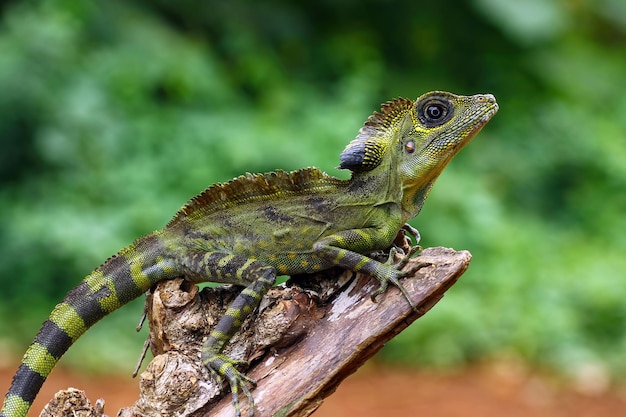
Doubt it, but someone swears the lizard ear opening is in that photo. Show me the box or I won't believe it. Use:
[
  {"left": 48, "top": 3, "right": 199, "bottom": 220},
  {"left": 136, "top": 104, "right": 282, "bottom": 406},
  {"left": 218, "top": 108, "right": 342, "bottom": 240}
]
[{"left": 339, "top": 97, "right": 414, "bottom": 172}]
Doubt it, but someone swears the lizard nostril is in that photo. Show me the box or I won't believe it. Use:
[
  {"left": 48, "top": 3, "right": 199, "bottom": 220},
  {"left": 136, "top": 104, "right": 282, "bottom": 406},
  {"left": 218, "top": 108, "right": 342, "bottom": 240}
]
[{"left": 478, "top": 94, "right": 497, "bottom": 103}]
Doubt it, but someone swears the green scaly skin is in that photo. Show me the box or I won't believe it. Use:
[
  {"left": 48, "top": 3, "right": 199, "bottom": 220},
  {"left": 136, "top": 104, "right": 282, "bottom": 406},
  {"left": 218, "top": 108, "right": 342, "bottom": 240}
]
[{"left": 1, "top": 91, "right": 498, "bottom": 417}]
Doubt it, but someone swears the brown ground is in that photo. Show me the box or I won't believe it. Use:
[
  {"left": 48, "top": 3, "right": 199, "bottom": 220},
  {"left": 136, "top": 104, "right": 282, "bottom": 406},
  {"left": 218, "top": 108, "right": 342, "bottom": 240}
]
[{"left": 1, "top": 363, "right": 625, "bottom": 416}]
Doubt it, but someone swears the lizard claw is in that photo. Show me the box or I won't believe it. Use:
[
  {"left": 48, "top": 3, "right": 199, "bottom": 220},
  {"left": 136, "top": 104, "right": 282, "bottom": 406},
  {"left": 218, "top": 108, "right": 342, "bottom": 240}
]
[
  {"left": 205, "top": 354, "right": 256, "bottom": 417},
  {"left": 369, "top": 248, "right": 432, "bottom": 311},
  {"left": 392, "top": 225, "right": 423, "bottom": 261},
  {"left": 402, "top": 223, "right": 421, "bottom": 245},
  {"left": 369, "top": 268, "right": 416, "bottom": 310}
]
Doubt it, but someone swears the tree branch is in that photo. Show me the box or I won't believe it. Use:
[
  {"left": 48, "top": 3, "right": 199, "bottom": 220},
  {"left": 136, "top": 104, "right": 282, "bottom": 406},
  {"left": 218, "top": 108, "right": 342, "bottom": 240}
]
[{"left": 42, "top": 247, "right": 470, "bottom": 417}]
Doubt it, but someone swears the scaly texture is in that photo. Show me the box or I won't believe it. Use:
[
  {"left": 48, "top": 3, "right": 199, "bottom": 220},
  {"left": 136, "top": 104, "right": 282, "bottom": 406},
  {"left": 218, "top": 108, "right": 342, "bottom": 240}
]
[{"left": 1, "top": 91, "right": 498, "bottom": 417}]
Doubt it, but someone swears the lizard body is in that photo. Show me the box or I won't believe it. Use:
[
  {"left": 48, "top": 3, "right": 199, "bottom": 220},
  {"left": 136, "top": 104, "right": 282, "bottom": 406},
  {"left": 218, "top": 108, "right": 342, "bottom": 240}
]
[{"left": 1, "top": 91, "right": 498, "bottom": 417}]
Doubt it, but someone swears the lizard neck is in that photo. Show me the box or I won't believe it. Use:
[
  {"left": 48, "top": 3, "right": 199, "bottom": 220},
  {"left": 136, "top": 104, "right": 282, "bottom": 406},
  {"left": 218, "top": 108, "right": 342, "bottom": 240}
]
[
  {"left": 400, "top": 180, "right": 435, "bottom": 223},
  {"left": 347, "top": 163, "right": 404, "bottom": 212}
]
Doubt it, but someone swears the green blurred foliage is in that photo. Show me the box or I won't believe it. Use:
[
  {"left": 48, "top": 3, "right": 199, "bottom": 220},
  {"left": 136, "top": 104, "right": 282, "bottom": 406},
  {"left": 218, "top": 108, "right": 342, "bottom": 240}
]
[{"left": 0, "top": 0, "right": 624, "bottom": 379}]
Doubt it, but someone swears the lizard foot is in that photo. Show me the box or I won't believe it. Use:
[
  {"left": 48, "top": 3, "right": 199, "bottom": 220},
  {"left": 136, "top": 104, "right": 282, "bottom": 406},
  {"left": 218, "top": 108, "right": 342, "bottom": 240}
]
[
  {"left": 369, "top": 248, "right": 432, "bottom": 311},
  {"left": 205, "top": 354, "right": 256, "bottom": 417}
]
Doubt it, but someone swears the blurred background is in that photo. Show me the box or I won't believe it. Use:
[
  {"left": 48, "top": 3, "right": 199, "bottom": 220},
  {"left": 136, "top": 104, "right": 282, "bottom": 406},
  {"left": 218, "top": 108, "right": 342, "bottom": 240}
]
[{"left": 0, "top": 0, "right": 625, "bottom": 415}]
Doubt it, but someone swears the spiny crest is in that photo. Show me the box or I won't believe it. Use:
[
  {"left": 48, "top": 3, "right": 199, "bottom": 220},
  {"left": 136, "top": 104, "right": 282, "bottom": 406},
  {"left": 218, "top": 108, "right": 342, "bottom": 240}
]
[
  {"left": 339, "top": 97, "right": 414, "bottom": 172},
  {"left": 168, "top": 167, "right": 335, "bottom": 225}
]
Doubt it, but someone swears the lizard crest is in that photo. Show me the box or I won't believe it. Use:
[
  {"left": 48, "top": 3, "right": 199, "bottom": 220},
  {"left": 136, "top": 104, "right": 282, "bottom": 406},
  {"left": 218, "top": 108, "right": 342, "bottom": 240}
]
[{"left": 168, "top": 167, "right": 340, "bottom": 226}]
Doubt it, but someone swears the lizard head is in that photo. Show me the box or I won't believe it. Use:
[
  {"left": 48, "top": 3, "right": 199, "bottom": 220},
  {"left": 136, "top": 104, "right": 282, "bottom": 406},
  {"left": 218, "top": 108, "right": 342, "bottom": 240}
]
[{"left": 340, "top": 91, "right": 498, "bottom": 219}]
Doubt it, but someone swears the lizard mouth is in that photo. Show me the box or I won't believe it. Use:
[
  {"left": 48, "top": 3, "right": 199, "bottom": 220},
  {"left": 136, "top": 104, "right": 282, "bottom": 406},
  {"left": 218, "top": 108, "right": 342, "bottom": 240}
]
[
  {"left": 476, "top": 101, "right": 499, "bottom": 130},
  {"left": 466, "top": 102, "right": 499, "bottom": 140}
]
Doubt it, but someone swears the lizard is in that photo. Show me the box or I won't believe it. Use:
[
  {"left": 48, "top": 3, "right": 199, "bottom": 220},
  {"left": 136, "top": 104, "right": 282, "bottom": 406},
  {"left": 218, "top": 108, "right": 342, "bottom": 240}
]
[{"left": 0, "top": 90, "right": 498, "bottom": 417}]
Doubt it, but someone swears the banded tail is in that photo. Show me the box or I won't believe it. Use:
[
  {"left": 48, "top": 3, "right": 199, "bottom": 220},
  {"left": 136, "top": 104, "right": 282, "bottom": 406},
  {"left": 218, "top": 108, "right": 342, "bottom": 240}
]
[{"left": 1, "top": 231, "right": 178, "bottom": 417}]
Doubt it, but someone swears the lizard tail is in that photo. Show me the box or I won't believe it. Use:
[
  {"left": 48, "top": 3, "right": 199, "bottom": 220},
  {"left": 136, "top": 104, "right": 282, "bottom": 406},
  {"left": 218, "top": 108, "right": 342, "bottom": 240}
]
[{"left": 1, "top": 231, "right": 178, "bottom": 417}]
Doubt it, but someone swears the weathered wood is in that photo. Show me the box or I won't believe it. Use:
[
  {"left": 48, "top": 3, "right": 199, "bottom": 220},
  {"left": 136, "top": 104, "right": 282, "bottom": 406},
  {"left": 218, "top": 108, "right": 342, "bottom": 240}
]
[
  {"left": 44, "top": 247, "right": 470, "bottom": 417},
  {"left": 39, "top": 388, "right": 105, "bottom": 417}
]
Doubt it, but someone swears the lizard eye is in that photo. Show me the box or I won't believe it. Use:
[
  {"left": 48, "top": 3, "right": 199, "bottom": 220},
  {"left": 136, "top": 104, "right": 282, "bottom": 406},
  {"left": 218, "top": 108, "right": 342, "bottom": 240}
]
[
  {"left": 405, "top": 140, "right": 416, "bottom": 154},
  {"left": 418, "top": 97, "right": 453, "bottom": 127},
  {"left": 426, "top": 104, "right": 445, "bottom": 120}
]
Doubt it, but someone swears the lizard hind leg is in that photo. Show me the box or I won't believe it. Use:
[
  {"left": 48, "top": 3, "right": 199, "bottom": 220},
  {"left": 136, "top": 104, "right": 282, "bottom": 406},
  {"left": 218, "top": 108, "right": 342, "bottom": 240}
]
[{"left": 182, "top": 253, "right": 276, "bottom": 417}]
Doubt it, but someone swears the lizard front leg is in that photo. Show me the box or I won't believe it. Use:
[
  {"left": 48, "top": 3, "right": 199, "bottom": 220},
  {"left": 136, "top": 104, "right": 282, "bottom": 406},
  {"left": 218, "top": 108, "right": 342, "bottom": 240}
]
[
  {"left": 179, "top": 251, "right": 276, "bottom": 417},
  {"left": 313, "top": 228, "right": 424, "bottom": 310}
]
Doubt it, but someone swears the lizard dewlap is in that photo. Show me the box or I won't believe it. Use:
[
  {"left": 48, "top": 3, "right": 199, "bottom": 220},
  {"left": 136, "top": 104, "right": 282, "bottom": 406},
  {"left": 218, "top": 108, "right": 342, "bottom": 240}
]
[{"left": 1, "top": 91, "right": 498, "bottom": 417}]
